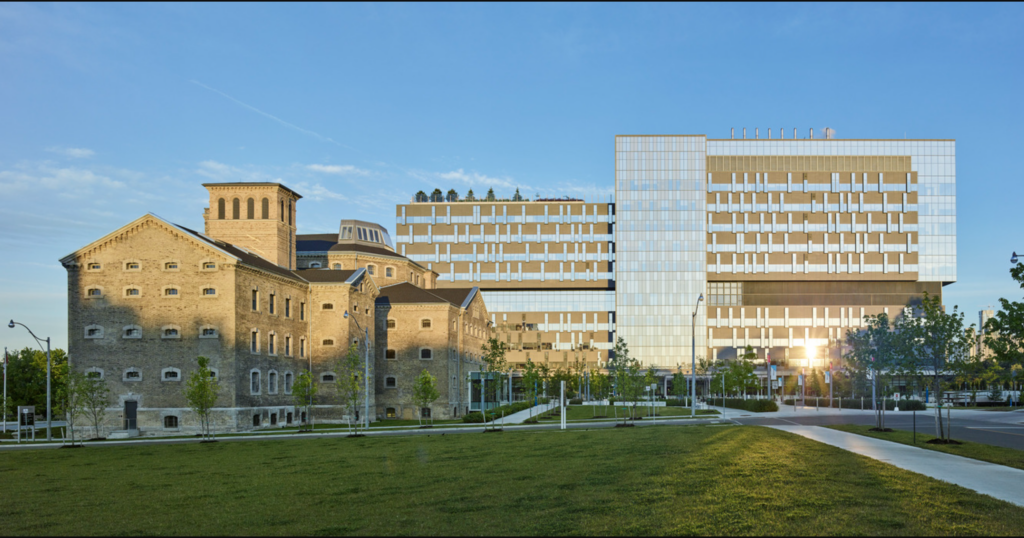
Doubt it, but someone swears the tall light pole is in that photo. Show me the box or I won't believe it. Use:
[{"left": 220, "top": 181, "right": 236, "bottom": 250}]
[
  {"left": 691, "top": 293, "right": 704, "bottom": 418},
  {"left": 8, "top": 320, "right": 52, "bottom": 441},
  {"left": 343, "top": 311, "right": 371, "bottom": 431}
]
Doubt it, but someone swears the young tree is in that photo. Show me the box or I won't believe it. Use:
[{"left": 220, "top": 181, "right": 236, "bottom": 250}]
[
  {"left": 415, "top": 190, "right": 428, "bottom": 203},
  {"left": 465, "top": 189, "right": 476, "bottom": 201},
  {"left": 412, "top": 369, "right": 440, "bottom": 426},
  {"left": 521, "top": 359, "right": 541, "bottom": 418},
  {"left": 481, "top": 338, "right": 509, "bottom": 426},
  {"left": 292, "top": 370, "right": 318, "bottom": 431},
  {"left": 446, "top": 189, "right": 459, "bottom": 202},
  {"left": 58, "top": 370, "right": 87, "bottom": 445},
  {"left": 79, "top": 372, "right": 111, "bottom": 440},
  {"left": 610, "top": 337, "right": 643, "bottom": 422},
  {"left": 486, "top": 188, "right": 496, "bottom": 201},
  {"left": 430, "top": 188, "right": 443, "bottom": 202},
  {"left": 337, "top": 343, "right": 364, "bottom": 433},
  {"left": 183, "top": 356, "right": 220, "bottom": 440},
  {"left": 904, "top": 293, "right": 976, "bottom": 440}
]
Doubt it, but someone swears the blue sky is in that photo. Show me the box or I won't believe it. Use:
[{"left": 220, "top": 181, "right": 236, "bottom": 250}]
[{"left": 2, "top": 3, "right": 1022, "bottom": 350}]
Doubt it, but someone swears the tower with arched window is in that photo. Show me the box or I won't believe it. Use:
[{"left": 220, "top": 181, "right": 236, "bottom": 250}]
[{"left": 203, "top": 183, "right": 302, "bottom": 270}]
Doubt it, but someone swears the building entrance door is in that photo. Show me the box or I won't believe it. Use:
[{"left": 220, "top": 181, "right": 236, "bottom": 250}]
[{"left": 124, "top": 401, "right": 137, "bottom": 430}]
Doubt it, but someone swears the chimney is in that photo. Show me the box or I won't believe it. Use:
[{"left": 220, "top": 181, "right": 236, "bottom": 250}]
[
  {"left": 743, "top": 128, "right": 747, "bottom": 139},
  {"left": 755, "top": 128, "right": 759, "bottom": 139},
  {"left": 780, "top": 127, "right": 785, "bottom": 140},
  {"left": 793, "top": 128, "right": 797, "bottom": 139},
  {"left": 810, "top": 128, "right": 814, "bottom": 139},
  {"left": 731, "top": 128, "right": 735, "bottom": 139},
  {"left": 768, "top": 128, "right": 772, "bottom": 140}
]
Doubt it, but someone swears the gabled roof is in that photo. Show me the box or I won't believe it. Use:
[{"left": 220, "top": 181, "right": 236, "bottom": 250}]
[
  {"left": 59, "top": 213, "right": 241, "bottom": 267},
  {"left": 329, "top": 242, "right": 407, "bottom": 258},
  {"left": 176, "top": 225, "right": 304, "bottom": 282},
  {"left": 375, "top": 283, "right": 479, "bottom": 308}
]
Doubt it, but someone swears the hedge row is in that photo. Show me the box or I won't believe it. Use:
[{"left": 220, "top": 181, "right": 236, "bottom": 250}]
[
  {"left": 721, "top": 398, "right": 779, "bottom": 412},
  {"left": 781, "top": 397, "right": 926, "bottom": 411},
  {"left": 461, "top": 398, "right": 551, "bottom": 423}
]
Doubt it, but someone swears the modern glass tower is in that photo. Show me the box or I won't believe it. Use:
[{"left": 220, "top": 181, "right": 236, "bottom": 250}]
[{"left": 615, "top": 135, "right": 708, "bottom": 369}]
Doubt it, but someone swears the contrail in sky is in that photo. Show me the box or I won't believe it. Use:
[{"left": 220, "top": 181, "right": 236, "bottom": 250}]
[{"left": 190, "top": 80, "right": 359, "bottom": 152}]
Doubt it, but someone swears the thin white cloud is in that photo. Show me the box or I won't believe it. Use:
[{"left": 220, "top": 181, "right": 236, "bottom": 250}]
[
  {"left": 291, "top": 182, "right": 347, "bottom": 202},
  {"left": 46, "top": 146, "right": 95, "bottom": 158},
  {"left": 195, "top": 160, "right": 273, "bottom": 182},
  {"left": 190, "top": 80, "right": 359, "bottom": 152},
  {"left": 0, "top": 164, "right": 123, "bottom": 195},
  {"left": 306, "top": 164, "right": 370, "bottom": 176},
  {"left": 436, "top": 168, "right": 519, "bottom": 191}
]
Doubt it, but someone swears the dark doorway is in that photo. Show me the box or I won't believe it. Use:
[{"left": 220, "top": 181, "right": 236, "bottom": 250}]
[
  {"left": 123, "top": 401, "right": 137, "bottom": 430},
  {"left": 286, "top": 412, "right": 293, "bottom": 424},
  {"left": 270, "top": 413, "right": 277, "bottom": 425}
]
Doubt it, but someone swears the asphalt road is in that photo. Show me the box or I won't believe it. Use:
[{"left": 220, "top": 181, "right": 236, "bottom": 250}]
[{"left": 734, "top": 409, "right": 1024, "bottom": 451}]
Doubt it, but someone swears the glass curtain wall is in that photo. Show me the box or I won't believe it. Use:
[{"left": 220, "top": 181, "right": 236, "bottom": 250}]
[{"left": 615, "top": 135, "right": 707, "bottom": 370}]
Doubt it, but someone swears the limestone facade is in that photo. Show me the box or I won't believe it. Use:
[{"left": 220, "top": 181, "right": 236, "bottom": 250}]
[{"left": 62, "top": 181, "right": 487, "bottom": 436}]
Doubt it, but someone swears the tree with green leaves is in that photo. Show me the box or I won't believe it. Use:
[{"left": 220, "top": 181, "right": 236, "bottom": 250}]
[
  {"left": 184, "top": 356, "right": 219, "bottom": 440},
  {"left": 984, "top": 261, "right": 1024, "bottom": 376},
  {"left": 4, "top": 347, "right": 68, "bottom": 420},
  {"left": 610, "top": 337, "right": 643, "bottom": 422},
  {"left": 412, "top": 369, "right": 440, "bottom": 426},
  {"left": 903, "top": 293, "right": 977, "bottom": 440},
  {"left": 415, "top": 190, "right": 427, "bottom": 203},
  {"left": 486, "top": 188, "right": 496, "bottom": 201},
  {"left": 430, "top": 188, "right": 443, "bottom": 202},
  {"left": 337, "top": 343, "right": 364, "bottom": 433},
  {"left": 465, "top": 189, "right": 476, "bottom": 201},
  {"left": 446, "top": 189, "right": 459, "bottom": 202},
  {"left": 292, "top": 370, "right": 318, "bottom": 431},
  {"left": 844, "top": 311, "right": 908, "bottom": 429},
  {"left": 58, "top": 370, "right": 87, "bottom": 445},
  {"left": 512, "top": 188, "right": 523, "bottom": 201},
  {"left": 521, "top": 359, "right": 541, "bottom": 418},
  {"left": 78, "top": 372, "right": 110, "bottom": 440},
  {"left": 481, "top": 338, "right": 509, "bottom": 427}
]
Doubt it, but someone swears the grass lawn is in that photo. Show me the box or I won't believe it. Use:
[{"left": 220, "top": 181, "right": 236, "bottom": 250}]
[
  {"left": 537, "top": 405, "right": 719, "bottom": 422},
  {"left": 3, "top": 426, "right": 1024, "bottom": 535},
  {"left": 826, "top": 424, "right": 1024, "bottom": 471}
]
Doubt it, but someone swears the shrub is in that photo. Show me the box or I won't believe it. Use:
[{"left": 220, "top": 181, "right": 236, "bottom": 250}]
[
  {"left": 569, "top": 398, "right": 583, "bottom": 405},
  {"left": 781, "top": 397, "right": 925, "bottom": 411},
  {"left": 664, "top": 398, "right": 692, "bottom": 407},
  {"left": 721, "top": 398, "right": 778, "bottom": 413}
]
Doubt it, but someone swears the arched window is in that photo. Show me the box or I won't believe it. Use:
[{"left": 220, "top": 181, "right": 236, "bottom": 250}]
[
  {"left": 268, "top": 371, "right": 278, "bottom": 394},
  {"left": 420, "top": 348, "right": 432, "bottom": 360},
  {"left": 309, "top": 262, "right": 322, "bottom": 268},
  {"left": 164, "top": 416, "right": 179, "bottom": 428},
  {"left": 322, "top": 303, "right": 334, "bottom": 311},
  {"left": 421, "top": 319, "right": 432, "bottom": 329},
  {"left": 250, "top": 370, "right": 261, "bottom": 394},
  {"left": 232, "top": 198, "right": 240, "bottom": 219},
  {"left": 321, "top": 372, "right": 336, "bottom": 383},
  {"left": 333, "top": 263, "right": 341, "bottom": 270},
  {"left": 261, "top": 198, "right": 269, "bottom": 219},
  {"left": 386, "top": 408, "right": 396, "bottom": 418},
  {"left": 218, "top": 198, "right": 225, "bottom": 219},
  {"left": 367, "top": 264, "right": 376, "bottom": 276},
  {"left": 284, "top": 372, "right": 293, "bottom": 394},
  {"left": 385, "top": 349, "right": 396, "bottom": 359},
  {"left": 385, "top": 376, "right": 397, "bottom": 388},
  {"left": 387, "top": 319, "right": 396, "bottom": 330},
  {"left": 247, "top": 198, "right": 255, "bottom": 219},
  {"left": 322, "top": 339, "right": 334, "bottom": 346}
]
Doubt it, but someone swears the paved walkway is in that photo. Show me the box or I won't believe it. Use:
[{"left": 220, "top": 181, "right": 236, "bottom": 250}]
[
  {"left": 771, "top": 425, "right": 1024, "bottom": 507},
  {"left": 486, "top": 401, "right": 557, "bottom": 425}
]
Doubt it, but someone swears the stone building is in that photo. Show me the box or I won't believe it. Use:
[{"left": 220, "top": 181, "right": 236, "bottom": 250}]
[
  {"left": 374, "top": 283, "right": 488, "bottom": 421},
  {"left": 61, "top": 182, "right": 486, "bottom": 437}
]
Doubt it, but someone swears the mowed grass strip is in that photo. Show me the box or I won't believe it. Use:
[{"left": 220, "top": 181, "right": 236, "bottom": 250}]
[
  {"left": 827, "top": 423, "right": 1024, "bottom": 471},
  {"left": 2, "top": 426, "right": 1024, "bottom": 535}
]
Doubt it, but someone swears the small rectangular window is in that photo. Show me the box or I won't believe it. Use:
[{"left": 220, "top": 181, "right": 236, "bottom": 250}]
[
  {"left": 300, "top": 302, "right": 306, "bottom": 320},
  {"left": 251, "top": 332, "right": 258, "bottom": 353},
  {"left": 87, "top": 289, "right": 101, "bottom": 297},
  {"left": 269, "top": 334, "right": 276, "bottom": 354},
  {"left": 165, "top": 288, "right": 178, "bottom": 296},
  {"left": 202, "top": 328, "right": 217, "bottom": 337},
  {"left": 269, "top": 294, "right": 275, "bottom": 314},
  {"left": 203, "top": 262, "right": 216, "bottom": 270},
  {"left": 387, "top": 319, "right": 396, "bottom": 329},
  {"left": 300, "top": 339, "right": 306, "bottom": 357},
  {"left": 126, "top": 262, "right": 139, "bottom": 270},
  {"left": 252, "top": 290, "right": 258, "bottom": 310},
  {"left": 126, "top": 288, "right": 139, "bottom": 296},
  {"left": 285, "top": 298, "right": 291, "bottom": 317},
  {"left": 165, "top": 262, "right": 178, "bottom": 270},
  {"left": 203, "top": 288, "right": 216, "bottom": 296},
  {"left": 386, "top": 349, "right": 396, "bottom": 359},
  {"left": 285, "top": 336, "right": 291, "bottom": 356},
  {"left": 88, "top": 263, "right": 101, "bottom": 270}
]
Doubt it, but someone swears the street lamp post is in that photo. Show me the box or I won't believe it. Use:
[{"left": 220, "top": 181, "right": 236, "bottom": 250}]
[
  {"left": 691, "top": 293, "right": 704, "bottom": 418},
  {"left": 343, "top": 311, "right": 371, "bottom": 431},
  {"left": 8, "top": 320, "right": 52, "bottom": 441}
]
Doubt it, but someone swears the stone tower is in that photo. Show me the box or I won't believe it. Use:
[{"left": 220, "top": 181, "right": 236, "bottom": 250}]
[{"left": 203, "top": 183, "right": 302, "bottom": 270}]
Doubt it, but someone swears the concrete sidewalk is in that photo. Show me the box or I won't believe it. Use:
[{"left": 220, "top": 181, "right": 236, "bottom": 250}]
[
  {"left": 485, "top": 401, "right": 557, "bottom": 425},
  {"left": 771, "top": 425, "right": 1024, "bottom": 507}
]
